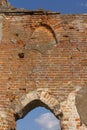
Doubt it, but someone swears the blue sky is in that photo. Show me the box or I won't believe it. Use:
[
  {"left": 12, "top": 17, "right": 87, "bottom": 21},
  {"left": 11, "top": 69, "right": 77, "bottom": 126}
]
[
  {"left": 17, "top": 107, "right": 61, "bottom": 130},
  {"left": 9, "top": 0, "right": 87, "bottom": 14},
  {"left": 8, "top": 0, "right": 87, "bottom": 130}
]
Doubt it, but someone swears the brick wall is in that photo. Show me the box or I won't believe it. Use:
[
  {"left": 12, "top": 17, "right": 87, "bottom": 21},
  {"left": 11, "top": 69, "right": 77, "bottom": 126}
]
[{"left": 0, "top": 12, "right": 87, "bottom": 130}]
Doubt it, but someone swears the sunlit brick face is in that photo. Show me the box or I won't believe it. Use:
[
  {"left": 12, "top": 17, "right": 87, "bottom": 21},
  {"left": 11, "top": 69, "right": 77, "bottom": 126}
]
[{"left": 0, "top": 2, "right": 87, "bottom": 130}]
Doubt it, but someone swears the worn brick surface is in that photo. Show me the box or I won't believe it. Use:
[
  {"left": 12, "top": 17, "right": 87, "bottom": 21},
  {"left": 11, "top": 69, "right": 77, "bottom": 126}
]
[{"left": 0, "top": 2, "right": 87, "bottom": 130}]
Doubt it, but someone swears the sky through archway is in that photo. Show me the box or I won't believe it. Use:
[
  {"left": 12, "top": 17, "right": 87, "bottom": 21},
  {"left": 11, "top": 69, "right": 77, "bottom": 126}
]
[{"left": 17, "top": 107, "right": 61, "bottom": 130}]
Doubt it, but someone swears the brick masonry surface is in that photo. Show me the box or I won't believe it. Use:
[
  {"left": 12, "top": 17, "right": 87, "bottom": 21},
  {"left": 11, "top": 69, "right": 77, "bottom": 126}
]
[{"left": 0, "top": 3, "right": 87, "bottom": 130}]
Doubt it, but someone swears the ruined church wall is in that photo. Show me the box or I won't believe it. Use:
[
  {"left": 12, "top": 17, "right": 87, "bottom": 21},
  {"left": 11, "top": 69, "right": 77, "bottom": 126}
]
[{"left": 0, "top": 13, "right": 87, "bottom": 129}]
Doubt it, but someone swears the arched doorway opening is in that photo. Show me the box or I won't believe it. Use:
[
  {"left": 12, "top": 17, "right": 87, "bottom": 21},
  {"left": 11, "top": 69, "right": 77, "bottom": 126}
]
[
  {"left": 17, "top": 106, "right": 61, "bottom": 130},
  {"left": 14, "top": 89, "right": 62, "bottom": 130}
]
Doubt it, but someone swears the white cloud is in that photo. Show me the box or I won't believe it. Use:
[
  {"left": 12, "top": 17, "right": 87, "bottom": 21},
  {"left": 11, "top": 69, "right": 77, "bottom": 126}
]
[
  {"left": 81, "top": 3, "right": 87, "bottom": 7},
  {"left": 35, "top": 112, "right": 61, "bottom": 130}
]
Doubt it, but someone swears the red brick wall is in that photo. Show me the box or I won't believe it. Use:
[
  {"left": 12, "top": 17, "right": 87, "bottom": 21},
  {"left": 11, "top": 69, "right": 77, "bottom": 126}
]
[{"left": 0, "top": 13, "right": 87, "bottom": 130}]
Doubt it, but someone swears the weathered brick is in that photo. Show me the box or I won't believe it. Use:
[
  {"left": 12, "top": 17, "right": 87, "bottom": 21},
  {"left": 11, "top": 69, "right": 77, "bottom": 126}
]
[{"left": 0, "top": 1, "right": 87, "bottom": 130}]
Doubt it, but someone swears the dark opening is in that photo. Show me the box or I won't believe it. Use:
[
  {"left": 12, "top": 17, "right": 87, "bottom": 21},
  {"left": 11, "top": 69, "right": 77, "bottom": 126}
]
[{"left": 18, "top": 53, "right": 24, "bottom": 59}]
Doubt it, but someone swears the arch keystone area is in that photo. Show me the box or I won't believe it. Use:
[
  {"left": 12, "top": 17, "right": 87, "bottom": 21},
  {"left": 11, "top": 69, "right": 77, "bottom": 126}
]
[{"left": 14, "top": 88, "right": 62, "bottom": 120}]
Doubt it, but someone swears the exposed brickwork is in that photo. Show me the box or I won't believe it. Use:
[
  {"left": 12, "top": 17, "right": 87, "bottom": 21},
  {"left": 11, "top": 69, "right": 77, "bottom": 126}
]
[{"left": 0, "top": 1, "right": 87, "bottom": 130}]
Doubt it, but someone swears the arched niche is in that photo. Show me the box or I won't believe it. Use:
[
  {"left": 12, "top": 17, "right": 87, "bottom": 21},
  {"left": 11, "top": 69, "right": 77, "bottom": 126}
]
[
  {"left": 25, "top": 25, "right": 57, "bottom": 54},
  {"left": 14, "top": 89, "right": 62, "bottom": 121},
  {"left": 39, "top": 23, "right": 58, "bottom": 43}
]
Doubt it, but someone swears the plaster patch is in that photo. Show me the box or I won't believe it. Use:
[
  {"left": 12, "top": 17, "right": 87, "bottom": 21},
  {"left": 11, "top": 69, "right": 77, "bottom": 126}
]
[
  {"left": 60, "top": 86, "right": 87, "bottom": 130},
  {"left": 76, "top": 86, "right": 87, "bottom": 126}
]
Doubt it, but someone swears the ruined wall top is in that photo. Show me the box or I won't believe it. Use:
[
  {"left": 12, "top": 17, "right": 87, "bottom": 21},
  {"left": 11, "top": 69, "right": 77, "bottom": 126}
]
[
  {"left": 0, "top": 0, "right": 60, "bottom": 14},
  {"left": 0, "top": 0, "right": 8, "bottom": 6},
  {"left": 0, "top": 0, "right": 13, "bottom": 12},
  {"left": 0, "top": 0, "right": 13, "bottom": 8}
]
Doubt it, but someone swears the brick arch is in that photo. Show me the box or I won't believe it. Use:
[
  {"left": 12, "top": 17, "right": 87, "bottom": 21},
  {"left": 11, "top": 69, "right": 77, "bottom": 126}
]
[
  {"left": 14, "top": 88, "right": 62, "bottom": 120},
  {"left": 25, "top": 24, "right": 57, "bottom": 54},
  {"left": 39, "top": 23, "right": 58, "bottom": 43}
]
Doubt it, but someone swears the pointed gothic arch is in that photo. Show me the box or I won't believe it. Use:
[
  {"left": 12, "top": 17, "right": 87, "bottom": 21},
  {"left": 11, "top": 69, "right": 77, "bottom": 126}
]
[{"left": 14, "top": 89, "right": 62, "bottom": 120}]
